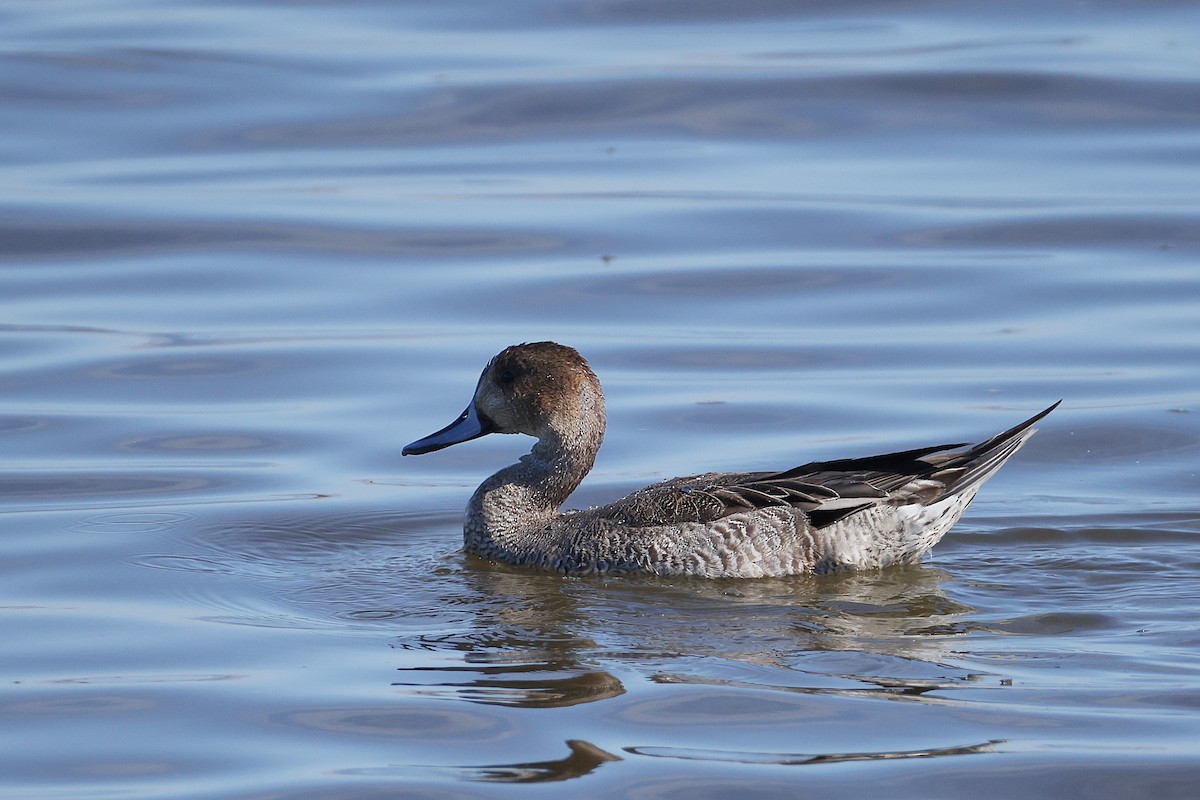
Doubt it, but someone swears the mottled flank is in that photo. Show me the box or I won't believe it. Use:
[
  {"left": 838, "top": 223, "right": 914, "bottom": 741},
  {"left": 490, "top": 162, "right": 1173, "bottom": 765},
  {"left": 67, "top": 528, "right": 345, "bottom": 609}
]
[{"left": 404, "top": 342, "right": 1058, "bottom": 578}]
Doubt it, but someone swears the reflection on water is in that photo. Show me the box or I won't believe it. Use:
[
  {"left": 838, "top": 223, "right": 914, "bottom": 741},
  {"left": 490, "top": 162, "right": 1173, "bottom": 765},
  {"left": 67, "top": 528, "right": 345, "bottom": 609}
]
[
  {"left": 389, "top": 542, "right": 982, "bottom": 713},
  {"left": 626, "top": 738, "right": 999, "bottom": 767},
  {"left": 467, "top": 739, "right": 622, "bottom": 783},
  {"left": 397, "top": 668, "right": 626, "bottom": 709}
]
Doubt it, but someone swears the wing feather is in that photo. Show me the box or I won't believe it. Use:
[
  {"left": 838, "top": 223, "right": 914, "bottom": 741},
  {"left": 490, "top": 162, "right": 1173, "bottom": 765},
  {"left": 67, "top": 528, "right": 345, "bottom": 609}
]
[{"left": 589, "top": 402, "right": 1059, "bottom": 531}]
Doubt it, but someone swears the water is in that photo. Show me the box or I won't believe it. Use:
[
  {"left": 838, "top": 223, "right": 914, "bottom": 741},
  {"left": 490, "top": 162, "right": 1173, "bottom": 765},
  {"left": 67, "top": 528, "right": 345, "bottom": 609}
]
[{"left": 2, "top": 0, "right": 1198, "bottom": 797}]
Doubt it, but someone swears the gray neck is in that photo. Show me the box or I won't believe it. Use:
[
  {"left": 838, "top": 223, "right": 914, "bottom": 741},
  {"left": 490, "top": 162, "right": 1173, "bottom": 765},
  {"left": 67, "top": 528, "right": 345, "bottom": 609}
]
[{"left": 464, "top": 424, "right": 603, "bottom": 559}]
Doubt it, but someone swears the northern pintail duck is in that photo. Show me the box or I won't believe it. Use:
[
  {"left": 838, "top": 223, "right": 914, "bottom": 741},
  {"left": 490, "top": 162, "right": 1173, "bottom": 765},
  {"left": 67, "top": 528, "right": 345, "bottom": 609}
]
[{"left": 404, "top": 342, "right": 1058, "bottom": 578}]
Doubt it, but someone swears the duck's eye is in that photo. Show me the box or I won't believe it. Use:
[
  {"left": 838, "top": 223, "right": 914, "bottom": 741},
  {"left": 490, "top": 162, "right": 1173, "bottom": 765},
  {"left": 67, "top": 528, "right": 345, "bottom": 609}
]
[{"left": 498, "top": 369, "right": 516, "bottom": 384}]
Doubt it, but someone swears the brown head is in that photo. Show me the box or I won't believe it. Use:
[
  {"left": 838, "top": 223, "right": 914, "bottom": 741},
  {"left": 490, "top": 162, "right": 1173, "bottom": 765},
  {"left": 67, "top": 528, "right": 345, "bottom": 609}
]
[{"left": 403, "top": 342, "right": 606, "bottom": 457}]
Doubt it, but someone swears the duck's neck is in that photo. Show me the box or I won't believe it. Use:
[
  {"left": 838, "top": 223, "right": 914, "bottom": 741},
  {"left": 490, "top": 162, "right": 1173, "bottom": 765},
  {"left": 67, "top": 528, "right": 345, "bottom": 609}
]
[{"left": 464, "top": 425, "right": 603, "bottom": 560}]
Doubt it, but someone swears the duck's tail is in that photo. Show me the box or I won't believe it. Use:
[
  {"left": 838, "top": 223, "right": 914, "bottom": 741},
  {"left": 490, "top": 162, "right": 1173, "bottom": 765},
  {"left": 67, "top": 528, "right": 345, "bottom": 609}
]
[{"left": 933, "top": 400, "right": 1060, "bottom": 499}]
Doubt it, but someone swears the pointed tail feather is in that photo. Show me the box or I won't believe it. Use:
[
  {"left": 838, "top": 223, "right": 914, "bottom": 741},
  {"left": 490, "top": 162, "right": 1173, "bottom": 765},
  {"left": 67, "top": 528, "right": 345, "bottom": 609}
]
[{"left": 938, "top": 401, "right": 1060, "bottom": 497}]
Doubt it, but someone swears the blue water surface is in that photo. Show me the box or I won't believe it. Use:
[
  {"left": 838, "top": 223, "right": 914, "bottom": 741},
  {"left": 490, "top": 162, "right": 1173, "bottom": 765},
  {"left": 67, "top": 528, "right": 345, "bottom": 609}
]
[{"left": 1, "top": 1, "right": 1198, "bottom": 797}]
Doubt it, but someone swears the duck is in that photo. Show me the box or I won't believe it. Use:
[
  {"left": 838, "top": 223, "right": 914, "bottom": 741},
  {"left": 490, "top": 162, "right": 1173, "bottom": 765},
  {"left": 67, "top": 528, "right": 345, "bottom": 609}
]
[{"left": 403, "top": 341, "right": 1058, "bottom": 578}]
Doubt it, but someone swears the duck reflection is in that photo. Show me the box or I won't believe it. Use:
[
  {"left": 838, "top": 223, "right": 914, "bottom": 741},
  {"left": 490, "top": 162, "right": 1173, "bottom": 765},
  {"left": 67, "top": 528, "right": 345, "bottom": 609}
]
[
  {"left": 465, "top": 739, "right": 621, "bottom": 783},
  {"left": 625, "top": 738, "right": 1000, "bottom": 766},
  {"left": 393, "top": 557, "right": 977, "bottom": 709},
  {"left": 393, "top": 665, "right": 624, "bottom": 708},
  {"left": 453, "top": 732, "right": 997, "bottom": 783}
]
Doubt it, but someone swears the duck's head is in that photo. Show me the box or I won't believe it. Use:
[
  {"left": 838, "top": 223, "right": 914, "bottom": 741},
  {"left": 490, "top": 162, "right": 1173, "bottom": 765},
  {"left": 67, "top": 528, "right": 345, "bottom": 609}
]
[{"left": 403, "top": 341, "right": 605, "bottom": 456}]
